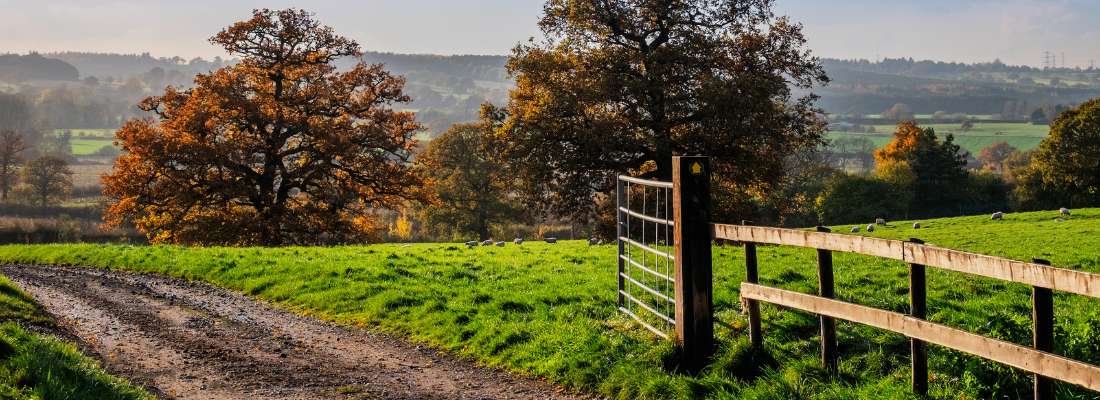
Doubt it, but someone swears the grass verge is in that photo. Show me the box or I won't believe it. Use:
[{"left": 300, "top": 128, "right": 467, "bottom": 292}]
[
  {"left": 0, "top": 208, "right": 1096, "bottom": 399},
  {"left": 0, "top": 274, "right": 153, "bottom": 399}
]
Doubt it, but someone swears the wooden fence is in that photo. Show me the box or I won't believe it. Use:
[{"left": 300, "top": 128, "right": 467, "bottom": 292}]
[{"left": 617, "top": 156, "right": 1100, "bottom": 396}]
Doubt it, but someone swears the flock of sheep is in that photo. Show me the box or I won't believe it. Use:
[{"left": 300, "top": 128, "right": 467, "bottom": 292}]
[
  {"left": 848, "top": 207, "right": 1073, "bottom": 233},
  {"left": 464, "top": 237, "right": 609, "bottom": 247}
]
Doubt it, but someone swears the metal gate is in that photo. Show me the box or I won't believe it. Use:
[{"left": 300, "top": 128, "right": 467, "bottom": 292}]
[{"left": 616, "top": 175, "right": 676, "bottom": 338}]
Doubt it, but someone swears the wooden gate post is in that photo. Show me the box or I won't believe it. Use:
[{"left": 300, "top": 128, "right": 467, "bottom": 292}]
[
  {"left": 909, "top": 238, "right": 928, "bottom": 396},
  {"left": 816, "top": 226, "right": 837, "bottom": 372},
  {"left": 743, "top": 221, "right": 762, "bottom": 348},
  {"left": 1032, "top": 258, "right": 1055, "bottom": 400},
  {"left": 673, "top": 156, "right": 712, "bottom": 373}
]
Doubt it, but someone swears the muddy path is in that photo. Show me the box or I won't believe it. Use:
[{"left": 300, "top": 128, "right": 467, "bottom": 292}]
[{"left": 1, "top": 264, "right": 595, "bottom": 400}]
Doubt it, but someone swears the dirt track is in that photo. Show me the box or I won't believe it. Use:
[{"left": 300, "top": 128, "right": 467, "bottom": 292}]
[{"left": 2, "top": 264, "right": 594, "bottom": 400}]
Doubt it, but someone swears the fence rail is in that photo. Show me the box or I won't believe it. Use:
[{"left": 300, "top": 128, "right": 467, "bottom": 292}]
[
  {"left": 716, "top": 222, "right": 1100, "bottom": 398},
  {"left": 741, "top": 284, "right": 1100, "bottom": 392},
  {"left": 614, "top": 156, "right": 1099, "bottom": 396},
  {"left": 712, "top": 224, "right": 1100, "bottom": 296}
]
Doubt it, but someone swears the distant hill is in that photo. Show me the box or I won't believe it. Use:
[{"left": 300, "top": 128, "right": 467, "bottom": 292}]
[
  {"left": 339, "top": 52, "right": 509, "bottom": 82},
  {"left": 814, "top": 58, "right": 1100, "bottom": 117},
  {"left": 43, "top": 52, "right": 232, "bottom": 79},
  {"left": 0, "top": 53, "right": 79, "bottom": 81}
]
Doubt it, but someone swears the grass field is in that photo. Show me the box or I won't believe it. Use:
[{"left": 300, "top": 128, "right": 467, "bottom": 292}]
[
  {"left": 831, "top": 122, "right": 1050, "bottom": 153},
  {"left": 0, "top": 275, "right": 153, "bottom": 399},
  {"left": 0, "top": 209, "right": 1098, "bottom": 399}
]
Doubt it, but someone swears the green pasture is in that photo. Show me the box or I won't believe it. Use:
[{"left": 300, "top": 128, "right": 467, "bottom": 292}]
[
  {"left": 0, "top": 274, "right": 153, "bottom": 399},
  {"left": 831, "top": 122, "right": 1050, "bottom": 152},
  {"left": 0, "top": 208, "right": 1098, "bottom": 399},
  {"left": 71, "top": 139, "right": 117, "bottom": 155}
]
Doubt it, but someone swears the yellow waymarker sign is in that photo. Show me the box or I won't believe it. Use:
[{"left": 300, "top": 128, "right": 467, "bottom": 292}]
[{"left": 690, "top": 162, "right": 704, "bottom": 175}]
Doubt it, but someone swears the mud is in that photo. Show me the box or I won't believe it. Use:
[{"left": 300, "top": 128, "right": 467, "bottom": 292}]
[{"left": 1, "top": 264, "right": 595, "bottom": 400}]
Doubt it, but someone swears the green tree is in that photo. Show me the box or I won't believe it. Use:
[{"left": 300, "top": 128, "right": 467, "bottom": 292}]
[
  {"left": 1014, "top": 97, "right": 1100, "bottom": 209},
  {"left": 483, "top": 0, "right": 828, "bottom": 224},
  {"left": 18, "top": 155, "right": 72, "bottom": 206},
  {"left": 907, "top": 127, "right": 969, "bottom": 210},
  {"left": 417, "top": 124, "right": 522, "bottom": 241},
  {"left": 814, "top": 174, "right": 892, "bottom": 225}
]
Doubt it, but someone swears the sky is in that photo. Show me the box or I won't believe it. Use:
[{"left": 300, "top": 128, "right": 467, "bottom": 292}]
[{"left": 1, "top": 0, "right": 1097, "bottom": 69}]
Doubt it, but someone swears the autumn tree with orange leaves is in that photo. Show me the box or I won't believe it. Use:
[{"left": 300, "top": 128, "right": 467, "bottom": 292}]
[{"left": 102, "top": 9, "right": 429, "bottom": 246}]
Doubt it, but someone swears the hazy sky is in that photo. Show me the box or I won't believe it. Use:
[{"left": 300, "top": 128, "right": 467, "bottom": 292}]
[{"left": 1, "top": 0, "right": 1097, "bottom": 69}]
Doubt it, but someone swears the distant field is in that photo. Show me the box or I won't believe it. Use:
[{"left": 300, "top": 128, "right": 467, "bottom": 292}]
[
  {"left": 831, "top": 122, "right": 1050, "bottom": 153},
  {"left": 72, "top": 139, "right": 118, "bottom": 155}
]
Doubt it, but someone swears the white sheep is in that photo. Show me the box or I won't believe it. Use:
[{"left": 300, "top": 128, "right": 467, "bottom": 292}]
[
  {"left": 913, "top": 222, "right": 921, "bottom": 229},
  {"left": 867, "top": 224, "right": 875, "bottom": 232},
  {"left": 495, "top": 241, "right": 505, "bottom": 247},
  {"left": 876, "top": 218, "right": 886, "bottom": 225},
  {"left": 482, "top": 239, "right": 493, "bottom": 246},
  {"left": 514, "top": 238, "right": 523, "bottom": 245},
  {"left": 545, "top": 238, "right": 557, "bottom": 244},
  {"left": 465, "top": 241, "right": 478, "bottom": 246},
  {"left": 850, "top": 226, "right": 860, "bottom": 233},
  {"left": 1060, "top": 207, "right": 1071, "bottom": 216},
  {"left": 588, "top": 238, "right": 598, "bottom": 245},
  {"left": 991, "top": 212, "right": 1003, "bottom": 220}
]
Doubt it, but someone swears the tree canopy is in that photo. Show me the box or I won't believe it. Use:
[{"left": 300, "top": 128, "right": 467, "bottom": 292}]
[
  {"left": 416, "top": 123, "right": 521, "bottom": 241},
  {"left": 482, "top": 0, "right": 828, "bottom": 223},
  {"left": 1014, "top": 97, "right": 1100, "bottom": 210},
  {"left": 102, "top": 9, "right": 428, "bottom": 246}
]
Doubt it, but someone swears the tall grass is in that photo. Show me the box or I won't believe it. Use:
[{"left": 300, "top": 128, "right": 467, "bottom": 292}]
[{"left": 0, "top": 208, "right": 1096, "bottom": 399}]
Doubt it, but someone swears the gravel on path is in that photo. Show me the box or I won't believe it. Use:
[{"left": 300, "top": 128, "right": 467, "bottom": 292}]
[{"left": 2, "top": 264, "right": 596, "bottom": 400}]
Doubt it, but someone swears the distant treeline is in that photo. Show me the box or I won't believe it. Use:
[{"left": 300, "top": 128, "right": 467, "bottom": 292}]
[
  {"left": 814, "top": 68, "right": 1100, "bottom": 116},
  {"left": 43, "top": 51, "right": 236, "bottom": 80},
  {"left": 342, "top": 52, "right": 510, "bottom": 82},
  {"left": 823, "top": 57, "right": 1096, "bottom": 77},
  {"left": 0, "top": 53, "right": 79, "bottom": 81}
]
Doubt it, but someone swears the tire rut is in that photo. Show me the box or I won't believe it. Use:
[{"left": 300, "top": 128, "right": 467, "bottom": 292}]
[{"left": 1, "top": 264, "right": 594, "bottom": 400}]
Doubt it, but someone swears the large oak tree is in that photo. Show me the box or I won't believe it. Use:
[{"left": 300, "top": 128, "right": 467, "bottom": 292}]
[
  {"left": 103, "top": 9, "right": 428, "bottom": 246},
  {"left": 482, "top": 0, "right": 828, "bottom": 224}
]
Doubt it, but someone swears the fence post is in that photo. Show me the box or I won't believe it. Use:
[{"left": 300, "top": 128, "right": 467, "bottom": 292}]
[
  {"left": 673, "top": 156, "right": 712, "bottom": 373},
  {"left": 743, "top": 220, "right": 762, "bottom": 348},
  {"left": 1032, "top": 258, "right": 1054, "bottom": 400},
  {"left": 816, "top": 226, "right": 837, "bottom": 372},
  {"left": 616, "top": 178, "right": 626, "bottom": 311},
  {"left": 909, "top": 238, "right": 928, "bottom": 396}
]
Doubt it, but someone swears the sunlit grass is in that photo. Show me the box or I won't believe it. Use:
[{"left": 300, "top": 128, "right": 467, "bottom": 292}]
[{"left": 0, "top": 208, "right": 1096, "bottom": 399}]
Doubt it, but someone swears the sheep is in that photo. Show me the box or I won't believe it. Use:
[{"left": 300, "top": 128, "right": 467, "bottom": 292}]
[
  {"left": 514, "top": 238, "right": 523, "bottom": 245},
  {"left": 482, "top": 239, "right": 493, "bottom": 246},
  {"left": 589, "top": 238, "right": 598, "bottom": 245},
  {"left": 495, "top": 241, "right": 505, "bottom": 247},
  {"left": 876, "top": 218, "right": 886, "bottom": 225},
  {"left": 850, "top": 226, "right": 860, "bottom": 233},
  {"left": 913, "top": 222, "right": 921, "bottom": 229},
  {"left": 991, "top": 212, "right": 1003, "bottom": 220},
  {"left": 867, "top": 224, "right": 875, "bottom": 232},
  {"left": 1055, "top": 218, "right": 1065, "bottom": 222},
  {"left": 402, "top": 244, "right": 411, "bottom": 248},
  {"left": 465, "top": 241, "right": 478, "bottom": 246},
  {"left": 1061, "top": 207, "right": 1071, "bottom": 216},
  {"left": 545, "top": 238, "right": 558, "bottom": 244},
  {"left": 597, "top": 240, "right": 604, "bottom": 246}
]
